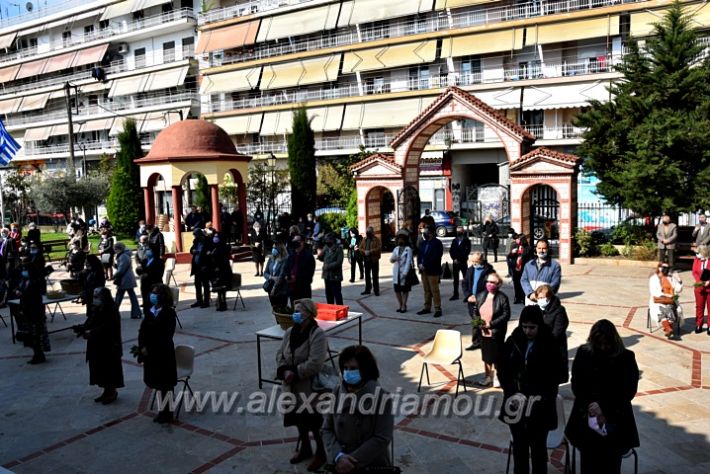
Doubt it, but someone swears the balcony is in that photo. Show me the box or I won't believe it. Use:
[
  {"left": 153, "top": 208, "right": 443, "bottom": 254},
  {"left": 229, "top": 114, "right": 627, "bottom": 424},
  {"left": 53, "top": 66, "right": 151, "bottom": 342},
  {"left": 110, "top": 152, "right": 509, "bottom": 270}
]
[
  {"left": 0, "top": 8, "right": 196, "bottom": 65},
  {"left": 210, "top": 0, "right": 646, "bottom": 67},
  {"left": 199, "top": 0, "right": 319, "bottom": 26},
  {"left": 205, "top": 55, "right": 622, "bottom": 115},
  {"left": 24, "top": 137, "right": 154, "bottom": 157},
  {"left": 0, "top": 0, "right": 90, "bottom": 28}
]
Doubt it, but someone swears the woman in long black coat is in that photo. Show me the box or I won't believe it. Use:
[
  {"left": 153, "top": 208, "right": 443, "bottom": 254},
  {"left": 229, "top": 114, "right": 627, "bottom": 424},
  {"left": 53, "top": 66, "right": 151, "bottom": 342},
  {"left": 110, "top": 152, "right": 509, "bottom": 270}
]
[
  {"left": 534, "top": 284, "right": 570, "bottom": 384},
  {"left": 82, "top": 287, "right": 124, "bottom": 404},
  {"left": 565, "top": 319, "right": 640, "bottom": 474},
  {"left": 250, "top": 222, "right": 266, "bottom": 276},
  {"left": 79, "top": 255, "right": 106, "bottom": 307},
  {"left": 138, "top": 247, "right": 165, "bottom": 317},
  {"left": 481, "top": 215, "right": 500, "bottom": 262},
  {"left": 497, "top": 306, "right": 559, "bottom": 474},
  {"left": 209, "top": 232, "right": 233, "bottom": 312},
  {"left": 17, "top": 260, "right": 48, "bottom": 364},
  {"left": 138, "top": 283, "right": 177, "bottom": 423}
]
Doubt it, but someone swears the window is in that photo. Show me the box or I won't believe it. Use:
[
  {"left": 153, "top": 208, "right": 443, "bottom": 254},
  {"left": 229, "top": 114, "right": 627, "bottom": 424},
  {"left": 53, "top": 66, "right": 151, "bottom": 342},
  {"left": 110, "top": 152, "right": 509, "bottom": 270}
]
[
  {"left": 434, "top": 189, "right": 445, "bottom": 211},
  {"left": 134, "top": 47, "right": 146, "bottom": 67},
  {"left": 18, "top": 37, "right": 37, "bottom": 50},
  {"left": 162, "top": 2, "right": 174, "bottom": 13},
  {"left": 409, "top": 66, "right": 430, "bottom": 90},
  {"left": 62, "top": 31, "right": 72, "bottom": 47},
  {"left": 163, "top": 41, "right": 175, "bottom": 63},
  {"left": 362, "top": 21, "right": 389, "bottom": 42},
  {"left": 133, "top": 10, "right": 144, "bottom": 21},
  {"left": 182, "top": 37, "right": 194, "bottom": 58},
  {"left": 460, "top": 57, "right": 481, "bottom": 85},
  {"left": 365, "top": 76, "right": 386, "bottom": 94},
  {"left": 84, "top": 25, "right": 94, "bottom": 40},
  {"left": 99, "top": 20, "right": 109, "bottom": 30},
  {"left": 180, "top": 0, "right": 191, "bottom": 8}
]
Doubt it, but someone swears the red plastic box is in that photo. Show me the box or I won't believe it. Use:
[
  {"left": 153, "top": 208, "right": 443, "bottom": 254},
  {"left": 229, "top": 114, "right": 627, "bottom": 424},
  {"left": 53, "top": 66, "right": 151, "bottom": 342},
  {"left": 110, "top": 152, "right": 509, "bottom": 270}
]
[{"left": 316, "top": 303, "right": 349, "bottom": 321}]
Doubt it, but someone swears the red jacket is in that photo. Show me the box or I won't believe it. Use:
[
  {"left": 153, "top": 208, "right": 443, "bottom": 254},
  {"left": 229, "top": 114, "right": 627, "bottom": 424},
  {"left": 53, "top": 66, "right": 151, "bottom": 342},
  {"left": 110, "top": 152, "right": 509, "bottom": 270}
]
[{"left": 692, "top": 257, "right": 709, "bottom": 282}]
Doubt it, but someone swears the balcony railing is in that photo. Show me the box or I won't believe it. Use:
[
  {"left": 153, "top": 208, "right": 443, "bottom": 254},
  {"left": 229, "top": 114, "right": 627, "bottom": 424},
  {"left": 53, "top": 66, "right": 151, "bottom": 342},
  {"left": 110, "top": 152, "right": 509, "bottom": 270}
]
[
  {"left": 24, "top": 137, "right": 154, "bottom": 156},
  {"left": 0, "top": 8, "right": 196, "bottom": 65},
  {"left": 0, "top": 0, "right": 90, "bottom": 28},
  {"left": 205, "top": 55, "right": 622, "bottom": 114},
  {"left": 199, "top": 0, "right": 321, "bottom": 25},
  {"left": 210, "top": 0, "right": 646, "bottom": 67}
]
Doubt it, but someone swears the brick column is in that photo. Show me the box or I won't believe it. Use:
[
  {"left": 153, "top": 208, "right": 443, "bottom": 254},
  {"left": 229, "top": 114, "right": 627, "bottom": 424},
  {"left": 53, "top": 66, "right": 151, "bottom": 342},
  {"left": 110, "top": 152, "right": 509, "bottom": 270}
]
[
  {"left": 210, "top": 185, "right": 220, "bottom": 231},
  {"left": 143, "top": 187, "right": 154, "bottom": 225},
  {"left": 171, "top": 185, "right": 183, "bottom": 253}
]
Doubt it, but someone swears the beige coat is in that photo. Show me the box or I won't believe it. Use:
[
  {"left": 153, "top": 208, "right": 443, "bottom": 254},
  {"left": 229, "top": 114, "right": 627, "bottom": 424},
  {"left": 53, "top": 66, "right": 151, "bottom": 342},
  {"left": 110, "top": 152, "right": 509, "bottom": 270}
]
[
  {"left": 322, "top": 380, "right": 394, "bottom": 468},
  {"left": 275, "top": 322, "right": 327, "bottom": 405}
]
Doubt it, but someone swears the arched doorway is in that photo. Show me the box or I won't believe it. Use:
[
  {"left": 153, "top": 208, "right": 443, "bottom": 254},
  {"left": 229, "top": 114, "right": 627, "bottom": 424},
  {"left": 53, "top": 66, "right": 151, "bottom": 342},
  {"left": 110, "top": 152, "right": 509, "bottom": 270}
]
[
  {"left": 146, "top": 172, "right": 172, "bottom": 231},
  {"left": 524, "top": 184, "right": 560, "bottom": 246},
  {"left": 365, "top": 186, "right": 395, "bottom": 243},
  {"left": 397, "top": 185, "right": 420, "bottom": 232},
  {"left": 221, "top": 169, "right": 248, "bottom": 244}
]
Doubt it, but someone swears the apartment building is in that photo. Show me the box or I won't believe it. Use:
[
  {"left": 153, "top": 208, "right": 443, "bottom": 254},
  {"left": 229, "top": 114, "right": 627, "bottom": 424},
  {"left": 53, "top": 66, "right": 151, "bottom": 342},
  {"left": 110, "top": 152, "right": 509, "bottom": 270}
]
[
  {"left": 197, "top": 0, "right": 703, "bottom": 217},
  {"left": 0, "top": 0, "right": 200, "bottom": 179}
]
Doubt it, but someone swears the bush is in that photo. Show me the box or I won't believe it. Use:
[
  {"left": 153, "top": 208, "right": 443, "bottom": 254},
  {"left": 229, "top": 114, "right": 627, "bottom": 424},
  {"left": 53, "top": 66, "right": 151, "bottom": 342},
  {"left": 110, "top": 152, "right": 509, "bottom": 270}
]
[
  {"left": 612, "top": 222, "right": 652, "bottom": 246},
  {"left": 346, "top": 189, "right": 358, "bottom": 229},
  {"left": 575, "top": 229, "right": 596, "bottom": 257},
  {"left": 319, "top": 212, "right": 347, "bottom": 236},
  {"left": 631, "top": 239, "right": 658, "bottom": 260},
  {"left": 600, "top": 242, "right": 620, "bottom": 257}
]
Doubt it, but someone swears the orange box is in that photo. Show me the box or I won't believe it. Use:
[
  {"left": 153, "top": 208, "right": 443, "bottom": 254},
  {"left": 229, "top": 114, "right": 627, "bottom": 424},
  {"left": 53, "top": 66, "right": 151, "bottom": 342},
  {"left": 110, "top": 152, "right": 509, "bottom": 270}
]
[{"left": 316, "top": 303, "right": 349, "bottom": 321}]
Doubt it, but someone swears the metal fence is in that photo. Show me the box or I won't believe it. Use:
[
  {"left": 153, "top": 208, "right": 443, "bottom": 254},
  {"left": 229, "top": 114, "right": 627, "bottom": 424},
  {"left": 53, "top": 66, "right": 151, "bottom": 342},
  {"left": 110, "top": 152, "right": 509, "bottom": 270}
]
[{"left": 577, "top": 203, "right": 635, "bottom": 231}]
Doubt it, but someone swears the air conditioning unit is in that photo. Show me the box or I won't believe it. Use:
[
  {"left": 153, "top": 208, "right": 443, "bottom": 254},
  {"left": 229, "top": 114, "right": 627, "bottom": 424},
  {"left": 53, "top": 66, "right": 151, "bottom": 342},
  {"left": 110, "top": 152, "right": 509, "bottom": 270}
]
[{"left": 117, "top": 43, "right": 130, "bottom": 54}]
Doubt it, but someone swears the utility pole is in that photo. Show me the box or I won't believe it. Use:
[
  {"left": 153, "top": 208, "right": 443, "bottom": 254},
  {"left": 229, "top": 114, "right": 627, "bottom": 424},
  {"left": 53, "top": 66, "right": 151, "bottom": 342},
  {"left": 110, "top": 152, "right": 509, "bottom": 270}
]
[{"left": 64, "top": 82, "right": 76, "bottom": 177}]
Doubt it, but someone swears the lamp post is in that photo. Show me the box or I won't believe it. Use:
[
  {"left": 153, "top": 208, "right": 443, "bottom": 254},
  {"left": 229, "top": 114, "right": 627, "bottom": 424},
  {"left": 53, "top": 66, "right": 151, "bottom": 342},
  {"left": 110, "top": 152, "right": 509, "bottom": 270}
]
[{"left": 268, "top": 152, "right": 276, "bottom": 238}]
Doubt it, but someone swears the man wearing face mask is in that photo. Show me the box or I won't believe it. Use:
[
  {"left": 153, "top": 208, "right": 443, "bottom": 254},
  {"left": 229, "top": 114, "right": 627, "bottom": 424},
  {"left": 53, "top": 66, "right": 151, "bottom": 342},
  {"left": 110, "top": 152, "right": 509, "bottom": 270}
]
[
  {"left": 147, "top": 224, "right": 166, "bottom": 260},
  {"left": 417, "top": 226, "right": 444, "bottom": 318},
  {"left": 534, "top": 284, "right": 569, "bottom": 384},
  {"left": 287, "top": 236, "right": 316, "bottom": 306},
  {"left": 462, "top": 251, "right": 494, "bottom": 350},
  {"left": 359, "top": 227, "right": 381, "bottom": 296},
  {"left": 449, "top": 226, "right": 471, "bottom": 300},
  {"left": 138, "top": 246, "right": 165, "bottom": 318},
  {"left": 190, "top": 228, "right": 212, "bottom": 309},
  {"left": 521, "top": 239, "right": 561, "bottom": 306},
  {"left": 318, "top": 233, "right": 344, "bottom": 305},
  {"left": 656, "top": 212, "right": 677, "bottom": 269},
  {"left": 692, "top": 213, "right": 710, "bottom": 248},
  {"left": 209, "top": 232, "right": 233, "bottom": 312}
]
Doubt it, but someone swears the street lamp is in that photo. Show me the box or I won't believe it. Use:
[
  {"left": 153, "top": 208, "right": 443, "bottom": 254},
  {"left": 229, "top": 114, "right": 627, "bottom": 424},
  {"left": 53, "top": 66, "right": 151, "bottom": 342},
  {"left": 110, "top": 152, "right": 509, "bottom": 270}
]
[{"left": 268, "top": 152, "right": 276, "bottom": 238}]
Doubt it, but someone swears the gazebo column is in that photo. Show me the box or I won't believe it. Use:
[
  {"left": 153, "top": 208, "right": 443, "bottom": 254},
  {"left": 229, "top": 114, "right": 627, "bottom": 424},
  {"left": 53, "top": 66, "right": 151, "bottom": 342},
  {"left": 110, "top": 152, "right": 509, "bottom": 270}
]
[
  {"left": 143, "top": 187, "right": 155, "bottom": 225},
  {"left": 171, "top": 185, "right": 183, "bottom": 253},
  {"left": 210, "top": 184, "right": 220, "bottom": 231}
]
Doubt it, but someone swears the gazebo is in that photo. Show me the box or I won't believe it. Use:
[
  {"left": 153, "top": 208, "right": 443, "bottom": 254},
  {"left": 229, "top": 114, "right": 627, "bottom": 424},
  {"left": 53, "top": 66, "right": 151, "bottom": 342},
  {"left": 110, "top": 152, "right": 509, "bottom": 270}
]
[{"left": 134, "top": 119, "right": 251, "bottom": 256}]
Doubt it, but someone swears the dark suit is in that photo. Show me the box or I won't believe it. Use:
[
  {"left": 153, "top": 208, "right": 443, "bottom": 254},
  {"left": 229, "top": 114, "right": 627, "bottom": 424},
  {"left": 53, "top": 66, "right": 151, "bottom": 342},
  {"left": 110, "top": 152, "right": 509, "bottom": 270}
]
[
  {"left": 449, "top": 236, "right": 471, "bottom": 298},
  {"left": 287, "top": 248, "right": 316, "bottom": 305}
]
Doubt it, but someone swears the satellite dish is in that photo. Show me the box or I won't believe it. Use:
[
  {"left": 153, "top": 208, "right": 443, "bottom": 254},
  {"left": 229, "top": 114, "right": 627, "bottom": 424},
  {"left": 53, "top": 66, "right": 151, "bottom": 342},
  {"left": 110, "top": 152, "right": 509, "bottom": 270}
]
[{"left": 25, "top": 2, "right": 33, "bottom": 12}]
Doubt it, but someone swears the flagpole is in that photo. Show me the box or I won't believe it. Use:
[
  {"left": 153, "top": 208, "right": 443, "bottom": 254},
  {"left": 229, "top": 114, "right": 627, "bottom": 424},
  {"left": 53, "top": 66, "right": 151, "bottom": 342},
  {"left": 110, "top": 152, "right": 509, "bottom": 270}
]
[{"left": 0, "top": 171, "right": 5, "bottom": 228}]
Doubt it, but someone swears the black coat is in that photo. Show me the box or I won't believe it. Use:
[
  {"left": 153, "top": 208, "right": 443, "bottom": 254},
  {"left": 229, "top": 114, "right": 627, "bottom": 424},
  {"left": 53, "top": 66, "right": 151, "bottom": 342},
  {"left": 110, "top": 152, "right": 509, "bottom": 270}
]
[
  {"left": 190, "top": 238, "right": 212, "bottom": 276},
  {"left": 138, "top": 306, "right": 177, "bottom": 391},
  {"left": 462, "top": 263, "right": 494, "bottom": 316},
  {"left": 148, "top": 230, "right": 166, "bottom": 258},
  {"left": 565, "top": 346, "right": 640, "bottom": 454},
  {"left": 481, "top": 222, "right": 499, "bottom": 249},
  {"left": 250, "top": 228, "right": 266, "bottom": 262},
  {"left": 140, "top": 257, "right": 165, "bottom": 293},
  {"left": 84, "top": 301, "right": 124, "bottom": 388},
  {"left": 210, "top": 243, "right": 233, "bottom": 289},
  {"left": 449, "top": 236, "right": 471, "bottom": 263},
  {"left": 541, "top": 296, "right": 570, "bottom": 384},
  {"left": 498, "top": 325, "right": 559, "bottom": 430},
  {"left": 79, "top": 267, "right": 106, "bottom": 304},
  {"left": 474, "top": 290, "right": 511, "bottom": 340},
  {"left": 287, "top": 248, "right": 316, "bottom": 284}
]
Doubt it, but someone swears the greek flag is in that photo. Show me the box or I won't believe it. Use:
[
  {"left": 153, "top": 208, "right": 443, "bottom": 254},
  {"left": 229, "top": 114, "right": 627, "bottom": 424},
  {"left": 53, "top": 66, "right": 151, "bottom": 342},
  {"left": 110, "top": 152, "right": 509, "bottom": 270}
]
[{"left": 0, "top": 119, "right": 21, "bottom": 166}]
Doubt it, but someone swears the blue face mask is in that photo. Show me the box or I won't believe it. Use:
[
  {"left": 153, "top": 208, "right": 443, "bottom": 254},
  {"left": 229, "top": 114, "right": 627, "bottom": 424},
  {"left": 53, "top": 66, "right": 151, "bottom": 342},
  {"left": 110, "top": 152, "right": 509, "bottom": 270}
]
[
  {"left": 145, "top": 251, "right": 153, "bottom": 259},
  {"left": 292, "top": 312, "right": 303, "bottom": 324},
  {"left": 473, "top": 264, "right": 483, "bottom": 270},
  {"left": 149, "top": 293, "right": 159, "bottom": 306},
  {"left": 21, "top": 270, "right": 29, "bottom": 278},
  {"left": 343, "top": 369, "right": 362, "bottom": 386},
  {"left": 272, "top": 248, "right": 279, "bottom": 257},
  {"left": 30, "top": 249, "right": 39, "bottom": 255},
  {"left": 213, "top": 237, "right": 220, "bottom": 244}
]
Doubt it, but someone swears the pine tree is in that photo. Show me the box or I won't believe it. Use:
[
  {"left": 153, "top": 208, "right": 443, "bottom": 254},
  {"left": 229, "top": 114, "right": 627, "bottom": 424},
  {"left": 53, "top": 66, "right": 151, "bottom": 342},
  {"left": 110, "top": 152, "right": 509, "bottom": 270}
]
[
  {"left": 287, "top": 106, "right": 317, "bottom": 218},
  {"left": 576, "top": 0, "right": 710, "bottom": 214},
  {"left": 106, "top": 118, "right": 144, "bottom": 234}
]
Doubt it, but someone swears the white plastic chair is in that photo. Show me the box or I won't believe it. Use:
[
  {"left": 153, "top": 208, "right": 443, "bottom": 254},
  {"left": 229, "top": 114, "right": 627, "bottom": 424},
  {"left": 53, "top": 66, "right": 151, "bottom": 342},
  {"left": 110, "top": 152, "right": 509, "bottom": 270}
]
[
  {"left": 506, "top": 394, "right": 570, "bottom": 473},
  {"left": 417, "top": 329, "right": 466, "bottom": 396},
  {"left": 164, "top": 257, "right": 178, "bottom": 287},
  {"left": 174, "top": 344, "right": 195, "bottom": 419},
  {"left": 169, "top": 286, "right": 182, "bottom": 329}
]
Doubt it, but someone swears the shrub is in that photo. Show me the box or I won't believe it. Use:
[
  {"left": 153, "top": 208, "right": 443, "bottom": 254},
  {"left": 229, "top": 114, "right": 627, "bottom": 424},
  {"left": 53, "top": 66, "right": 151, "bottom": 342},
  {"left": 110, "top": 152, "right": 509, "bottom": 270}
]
[
  {"left": 600, "top": 242, "right": 619, "bottom": 257},
  {"left": 612, "top": 222, "right": 652, "bottom": 246},
  {"left": 575, "top": 229, "right": 595, "bottom": 257},
  {"left": 631, "top": 239, "right": 658, "bottom": 260},
  {"left": 319, "top": 212, "right": 347, "bottom": 236}
]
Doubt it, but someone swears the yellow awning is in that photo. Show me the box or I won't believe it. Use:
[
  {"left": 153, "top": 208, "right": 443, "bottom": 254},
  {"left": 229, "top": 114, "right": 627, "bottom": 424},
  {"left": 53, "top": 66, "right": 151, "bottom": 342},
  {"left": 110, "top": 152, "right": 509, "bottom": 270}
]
[
  {"left": 257, "top": 4, "right": 340, "bottom": 42},
  {"left": 110, "top": 116, "right": 143, "bottom": 136},
  {"left": 49, "top": 124, "right": 70, "bottom": 137},
  {"left": 196, "top": 20, "right": 260, "bottom": 54},
  {"left": 200, "top": 67, "right": 262, "bottom": 94},
  {"left": 100, "top": 0, "right": 139, "bottom": 21},
  {"left": 78, "top": 118, "right": 115, "bottom": 133},
  {"left": 71, "top": 43, "right": 109, "bottom": 68},
  {"left": 0, "top": 97, "right": 21, "bottom": 114},
  {"left": 338, "top": 0, "right": 432, "bottom": 27},
  {"left": 109, "top": 76, "right": 146, "bottom": 98},
  {"left": 537, "top": 16, "right": 620, "bottom": 44},
  {"left": 260, "top": 110, "right": 299, "bottom": 135},
  {"left": 343, "top": 40, "right": 437, "bottom": 74},
  {"left": 19, "top": 93, "right": 50, "bottom": 112},
  {"left": 441, "top": 30, "right": 519, "bottom": 57},
  {"left": 24, "top": 127, "right": 51, "bottom": 142},
  {"left": 436, "top": 0, "right": 501, "bottom": 8},
  {"left": 79, "top": 81, "right": 112, "bottom": 93},
  {"left": 44, "top": 51, "right": 78, "bottom": 74},
  {"left": 143, "top": 66, "right": 189, "bottom": 92},
  {"left": 261, "top": 55, "right": 340, "bottom": 91},
  {"left": 0, "top": 32, "right": 17, "bottom": 50},
  {"left": 309, "top": 106, "right": 344, "bottom": 132},
  {"left": 212, "top": 113, "right": 263, "bottom": 135},
  {"left": 342, "top": 103, "right": 365, "bottom": 130},
  {"left": 361, "top": 98, "right": 426, "bottom": 128}
]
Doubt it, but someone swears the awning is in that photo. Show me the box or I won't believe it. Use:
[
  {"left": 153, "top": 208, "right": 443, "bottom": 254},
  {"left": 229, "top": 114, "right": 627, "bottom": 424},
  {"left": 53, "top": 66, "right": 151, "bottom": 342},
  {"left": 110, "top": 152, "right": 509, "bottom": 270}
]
[
  {"left": 361, "top": 98, "right": 426, "bottom": 128},
  {"left": 100, "top": 0, "right": 139, "bottom": 21},
  {"left": 110, "top": 116, "right": 143, "bottom": 136},
  {"left": 44, "top": 51, "right": 78, "bottom": 74},
  {"left": 109, "top": 76, "right": 144, "bottom": 98},
  {"left": 441, "top": 30, "right": 519, "bottom": 57},
  {"left": 49, "top": 124, "right": 69, "bottom": 137},
  {"left": 0, "top": 97, "right": 22, "bottom": 114},
  {"left": 537, "top": 16, "right": 620, "bottom": 44},
  {"left": 259, "top": 111, "right": 286, "bottom": 135},
  {"left": 343, "top": 40, "right": 437, "bottom": 73},
  {"left": 630, "top": 10, "right": 667, "bottom": 37},
  {"left": 133, "top": 0, "right": 172, "bottom": 12},
  {"left": 435, "top": 0, "right": 501, "bottom": 9},
  {"left": 261, "top": 55, "right": 340, "bottom": 90},
  {"left": 71, "top": 43, "right": 109, "bottom": 68},
  {"left": 15, "top": 59, "right": 48, "bottom": 79},
  {"left": 338, "top": 0, "right": 432, "bottom": 27},
  {"left": 48, "top": 89, "right": 66, "bottom": 100},
  {"left": 19, "top": 93, "right": 50, "bottom": 112},
  {"left": 78, "top": 118, "right": 115, "bottom": 133},
  {"left": 212, "top": 113, "right": 263, "bottom": 135},
  {"left": 0, "top": 32, "right": 17, "bottom": 50},
  {"left": 341, "top": 103, "right": 365, "bottom": 130},
  {"left": 140, "top": 112, "right": 168, "bottom": 133},
  {"left": 23, "top": 127, "right": 51, "bottom": 142},
  {"left": 196, "top": 20, "right": 260, "bottom": 54},
  {"left": 80, "top": 81, "right": 112, "bottom": 93},
  {"left": 309, "top": 106, "right": 344, "bottom": 132},
  {"left": 143, "top": 65, "right": 189, "bottom": 92},
  {"left": 257, "top": 4, "right": 340, "bottom": 42},
  {"left": 200, "top": 67, "right": 262, "bottom": 94},
  {"left": 0, "top": 64, "right": 20, "bottom": 84}
]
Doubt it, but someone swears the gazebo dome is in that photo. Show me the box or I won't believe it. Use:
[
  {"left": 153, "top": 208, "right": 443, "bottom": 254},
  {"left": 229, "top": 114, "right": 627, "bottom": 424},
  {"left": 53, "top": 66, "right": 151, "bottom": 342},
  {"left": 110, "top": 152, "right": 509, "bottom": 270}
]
[{"left": 140, "top": 119, "right": 242, "bottom": 161}]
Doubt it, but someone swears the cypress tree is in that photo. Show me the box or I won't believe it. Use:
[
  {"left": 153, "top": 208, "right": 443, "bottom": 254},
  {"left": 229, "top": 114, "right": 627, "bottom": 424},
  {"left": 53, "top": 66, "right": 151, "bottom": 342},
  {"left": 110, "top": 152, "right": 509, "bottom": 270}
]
[
  {"left": 106, "top": 118, "right": 144, "bottom": 233},
  {"left": 287, "top": 106, "right": 317, "bottom": 218}
]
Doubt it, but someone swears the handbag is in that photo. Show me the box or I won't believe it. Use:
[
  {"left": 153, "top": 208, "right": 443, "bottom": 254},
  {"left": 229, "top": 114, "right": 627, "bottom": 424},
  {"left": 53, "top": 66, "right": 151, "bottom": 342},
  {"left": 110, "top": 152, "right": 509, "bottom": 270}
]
[
  {"left": 100, "top": 253, "right": 111, "bottom": 265},
  {"left": 263, "top": 279, "right": 275, "bottom": 293},
  {"left": 406, "top": 267, "right": 419, "bottom": 286},
  {"left": 701, "top": 267, "right": 710, "bottom": 282},
  {"left": 441, "top": 262, "right": 452, "bottom": 280}
]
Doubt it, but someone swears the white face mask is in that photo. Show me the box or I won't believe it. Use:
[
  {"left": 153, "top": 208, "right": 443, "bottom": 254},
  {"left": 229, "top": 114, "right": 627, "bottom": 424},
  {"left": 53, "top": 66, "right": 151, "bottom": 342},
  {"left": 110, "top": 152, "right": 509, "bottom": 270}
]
[{"left": 537, "top": 298, "right": 549, "bottom": 310}]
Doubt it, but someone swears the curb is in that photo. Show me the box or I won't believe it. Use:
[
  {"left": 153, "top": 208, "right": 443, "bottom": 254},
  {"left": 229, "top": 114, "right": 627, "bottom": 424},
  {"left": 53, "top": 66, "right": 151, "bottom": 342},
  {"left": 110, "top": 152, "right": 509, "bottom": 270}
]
[{"left": 574, "top": 257, "right": 657, "bottom": 267}]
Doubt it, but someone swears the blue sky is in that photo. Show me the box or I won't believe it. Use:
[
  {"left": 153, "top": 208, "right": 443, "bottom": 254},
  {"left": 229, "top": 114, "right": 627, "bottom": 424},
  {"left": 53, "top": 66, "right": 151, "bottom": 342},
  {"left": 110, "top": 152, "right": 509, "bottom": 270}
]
[{"left": 1, "top": 0, "right": 64, "bottom": 21}]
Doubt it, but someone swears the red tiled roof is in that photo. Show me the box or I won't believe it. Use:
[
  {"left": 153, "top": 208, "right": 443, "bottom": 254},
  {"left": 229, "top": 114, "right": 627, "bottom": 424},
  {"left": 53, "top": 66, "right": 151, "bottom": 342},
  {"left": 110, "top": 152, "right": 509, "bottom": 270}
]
[
  {"left": 350, "top": 153, "right": 401, "bottom": 172},
  {"left": 517, "top": 147, "right": 580, "bottom": 166},
  {"left": 390, "top": 86, "right": 535, "bottom": 148}
]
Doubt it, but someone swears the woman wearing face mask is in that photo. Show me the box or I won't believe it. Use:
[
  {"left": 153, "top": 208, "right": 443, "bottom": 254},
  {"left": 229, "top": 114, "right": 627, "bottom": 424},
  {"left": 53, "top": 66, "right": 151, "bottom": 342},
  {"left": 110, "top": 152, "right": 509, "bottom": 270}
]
[
  {"left": 209, "top": 232, "right": 233, "bottom": 312},
  {"left": 390, "top": 234, "right": 413, "bottom": 313},
  {"left": 481, "top": 214, "right": 500, "bottom": 262},
  {"left": 138, "top": 246, "right": 165, "bottom": 318},
  {"left": 80, "top": 287, "right": 124, "bottom": 404},
  {"left": 322, "top": 345, "right": 394, "bottom": 473},
  {"left": 565, "top": 320, "right": 639, "bottom": 474},
  {"left": 510, "top": 234, "right": 533, "bottom": 304},
  {"left": 473, "top": 272, "right": 510, "bottom": 387},
  {"left": 347, "top": 228, "right": 364, "bottom": 283},
  {"left": 79, "top": 255, "right": 106, "bottom": 309},
  {"left": 649, "top": 262, "right": 683, "bottom": 340},
  {"left": 251, "top": 221, "right": 266, "bottom": 277},
  {"left": 138, "top": 284, "right": 177, "bottom": 423},
  {"left": 276, "top": 299, "right": 328, "bottom": 471},
  {"left": 16, "top": 261, "right": 49, "bottom": 364},
  {"left": 98, "top": 229, "right": 115, "bottom": 281},
  {"left": 691, "top": 245, "right": 710, "bottom": 334},
  {"left": 264, "top": 239, "right": 290, "bottom": 309},
  {"left": 318, "top": 233, "right": 344, "bottom": 305},
  {"left": 534, "top": 284, "right": 569, "bottom": 384}
]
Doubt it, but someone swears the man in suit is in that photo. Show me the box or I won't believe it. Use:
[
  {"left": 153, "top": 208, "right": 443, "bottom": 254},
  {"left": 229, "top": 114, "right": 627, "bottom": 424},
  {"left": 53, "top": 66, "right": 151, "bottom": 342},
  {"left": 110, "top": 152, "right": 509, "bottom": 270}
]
[
  {"left": 692, "top": 213, "right": 710, "bottom": 248},
  {"left": 360, "top": 226, "right": 382, "bottom": 296},
  {"left": 448, "top": 226, "right": 471, "bottom": 300},
  {"left": 417, "top": 227, "right": 444, "bottom": 318},
  {"left": 657, "top": 213, "right": 678, "bottom": 269}
]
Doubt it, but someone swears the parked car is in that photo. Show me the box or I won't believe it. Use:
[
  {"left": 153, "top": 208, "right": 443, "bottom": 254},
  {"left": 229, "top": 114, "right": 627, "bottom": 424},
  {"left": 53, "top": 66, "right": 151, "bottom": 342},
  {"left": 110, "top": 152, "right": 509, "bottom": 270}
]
[
  {"left": 473, "top": 215, "right": 558, "bottom": 240},
  {"left": 424, "top": 210, "right": 462, "bottom": 237}
]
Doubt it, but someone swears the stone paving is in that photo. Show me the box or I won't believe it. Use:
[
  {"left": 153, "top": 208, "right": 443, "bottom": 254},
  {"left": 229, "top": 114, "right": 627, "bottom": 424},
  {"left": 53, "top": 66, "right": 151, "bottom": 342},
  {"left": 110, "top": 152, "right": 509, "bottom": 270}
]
[{"left": 0, "top": 256, "right": 709, "bottom": 473}]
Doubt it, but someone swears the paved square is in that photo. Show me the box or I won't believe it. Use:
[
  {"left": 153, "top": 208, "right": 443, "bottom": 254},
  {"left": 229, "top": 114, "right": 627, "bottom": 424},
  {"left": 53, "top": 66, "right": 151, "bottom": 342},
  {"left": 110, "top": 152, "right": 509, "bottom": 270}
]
[{"left": 1, "top": 258, "right": 709, "bottom": 473}]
